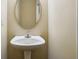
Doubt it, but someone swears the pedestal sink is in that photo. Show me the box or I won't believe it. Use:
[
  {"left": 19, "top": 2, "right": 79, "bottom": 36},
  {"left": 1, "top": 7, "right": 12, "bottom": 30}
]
[{"left": 10, "top": 35, "right": 45, "bottom": 59}]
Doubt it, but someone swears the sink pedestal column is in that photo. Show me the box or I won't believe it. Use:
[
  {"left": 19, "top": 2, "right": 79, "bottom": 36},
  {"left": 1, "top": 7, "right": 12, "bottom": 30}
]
[{"left": 24, "top": 51, "right": 31, "bottom": 59}]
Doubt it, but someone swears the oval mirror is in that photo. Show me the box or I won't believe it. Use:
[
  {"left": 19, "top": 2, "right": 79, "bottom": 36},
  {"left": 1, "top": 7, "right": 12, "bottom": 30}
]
[{"left": 14, "top": 0, "right": 42, "bottom": 29}]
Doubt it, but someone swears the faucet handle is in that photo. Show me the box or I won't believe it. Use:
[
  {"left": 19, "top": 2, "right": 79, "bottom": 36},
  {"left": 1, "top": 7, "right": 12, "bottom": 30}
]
[{"left": 25, "top": 34, "right": 31, "bottom": 38}]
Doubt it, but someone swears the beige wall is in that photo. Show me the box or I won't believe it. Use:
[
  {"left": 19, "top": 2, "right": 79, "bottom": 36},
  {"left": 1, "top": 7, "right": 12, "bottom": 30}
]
[
  {"left": 7, "top": 0, "right": 48, "bottom": 59},
  {"left": 48, "top": 0, "right": 77, "bottom": 59},
  {"left": 20, "top": 0, "right": 36, "bottom": 29}
]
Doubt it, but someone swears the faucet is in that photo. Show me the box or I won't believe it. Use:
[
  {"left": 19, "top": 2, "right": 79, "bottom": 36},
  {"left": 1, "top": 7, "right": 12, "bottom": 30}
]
[{"left": 25, "top": 33, "right": 31, "bottom": 38}]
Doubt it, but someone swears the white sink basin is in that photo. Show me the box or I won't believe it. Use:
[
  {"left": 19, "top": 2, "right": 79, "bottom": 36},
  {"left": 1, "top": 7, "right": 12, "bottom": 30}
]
[{"left": 10, "top": 36, "right": 45, "bottom": 50}]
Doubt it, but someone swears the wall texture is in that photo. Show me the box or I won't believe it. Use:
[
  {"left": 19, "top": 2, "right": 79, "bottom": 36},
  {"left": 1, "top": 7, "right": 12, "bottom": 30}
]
[
  {"left": 48, "top": 0, "right": 77, "bottom": 59},
  {"left": 7, "top": 0, "right": 48, "bottom": 59}
]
